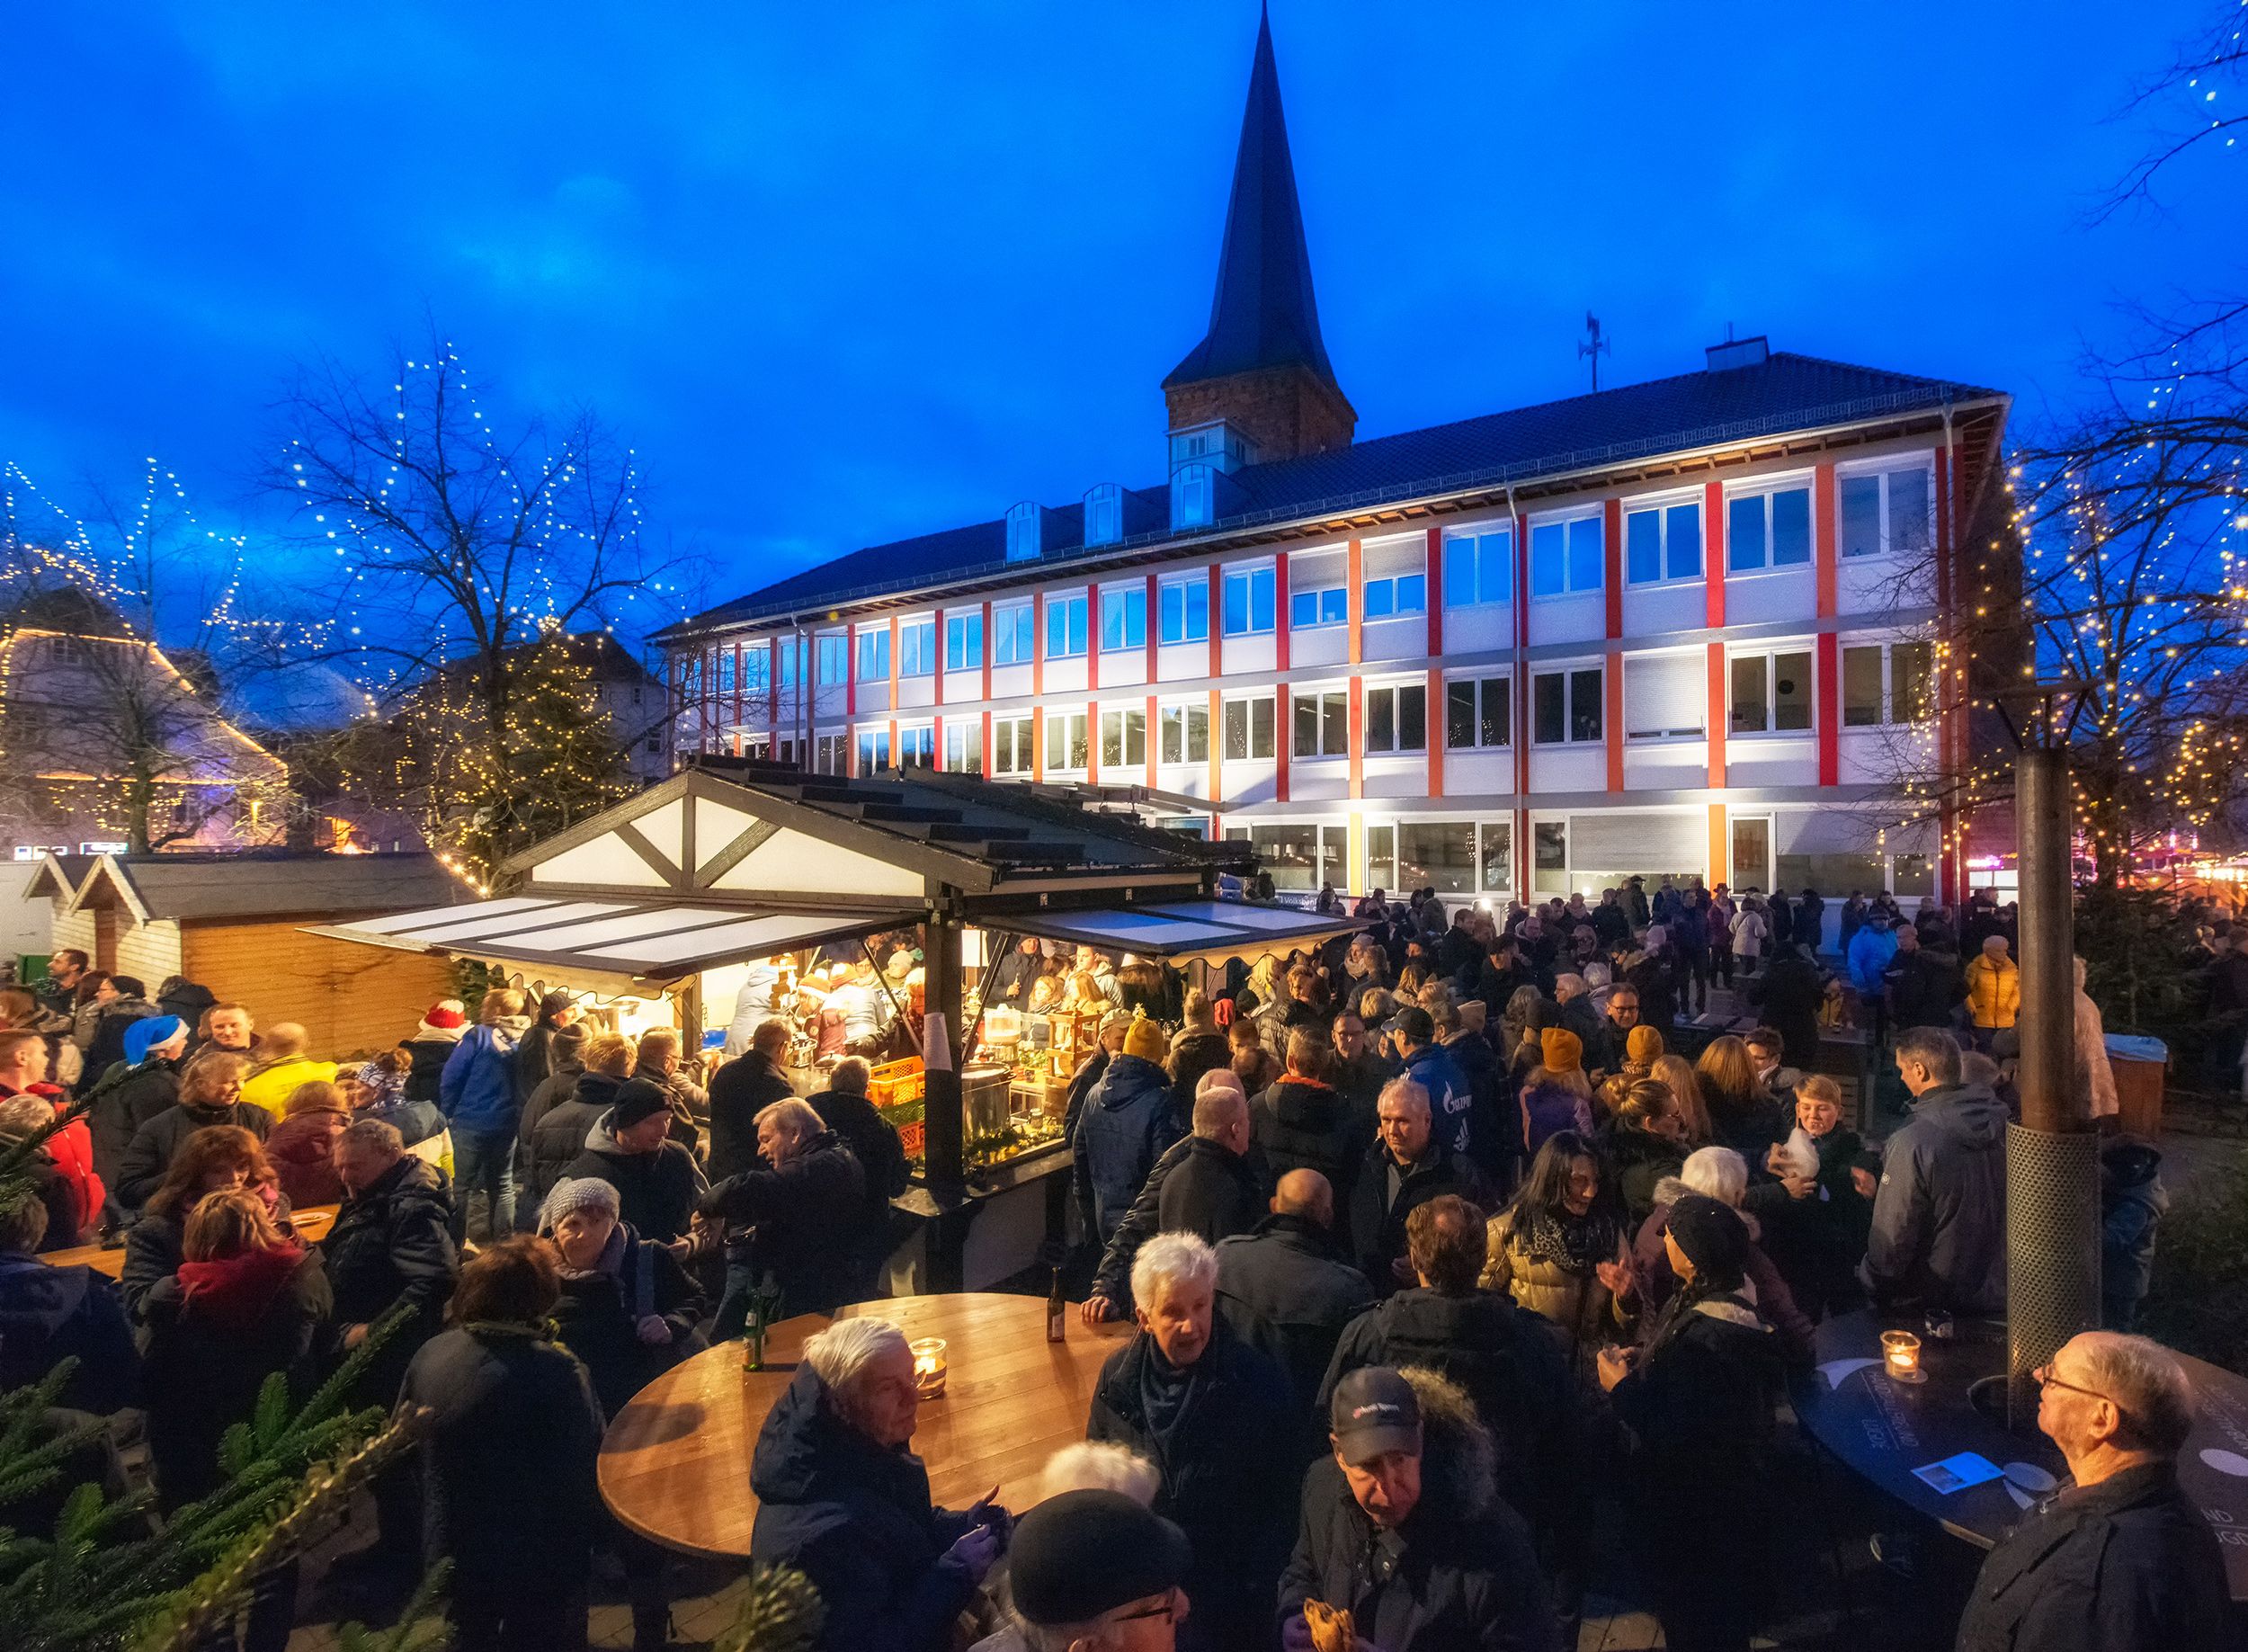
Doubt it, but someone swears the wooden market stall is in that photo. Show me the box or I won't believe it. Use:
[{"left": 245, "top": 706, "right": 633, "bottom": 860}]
[{"left": 308, "top": 759, "right": 1361, "bottom": 1287}]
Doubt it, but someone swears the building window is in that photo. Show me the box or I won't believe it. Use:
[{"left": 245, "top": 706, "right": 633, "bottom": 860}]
[
  {"left": 856, "top": 628, "right": 889, "bottom": 682},
  {"left": 898, "top": 619, "right": 935, "bottom": 678},
  {"left": 1843, "top": 640, "right": 1934, "bottom": 726},
  {"left": 1159, "top": 701, "right": 1209, "bottom": 764},
  {"left": 1533, "top": 820, "right": 1568, "bottom": 895},
  {"left": 778, "top": 640, "right": 799, "bottom": 689},
  {"left": 943, "top": 612, "right": 983, "bottom": 673},
  {"left": 856, "top": 728, "right": 891, "bottom": 772},
  {"left": 1045, "top": 710, "right": 1089, "bottom": 772},
  {"left": 1727, "top": 484, "right": 1812, "bottom": 573},
  {"left": 1841, "top": 464, "right": 1934, "bottom": 559},
  {"left": 1361, "top": 572, "right": 1426, "bottom": 620},
  {"left": 942, "top": 723, "right": 980, "bottom": 773},
  {"left": 1625, "top": 499, "right": 1703, "bottom": 585},
  {"left": 1373, "top": 819, "right": 1512, "bottom": 896},
  {"left": 1084, "top": 484, "right": 1124, "bottom": 549},
  {"left": 717, "top": 649, "right": 736, "bottom": 695},
  {"left": 992, "top": 714, "right": 1033, "bottom": 775},
  {"left": 993, "top": 602, "right": 1033, "bottom": 666},
  {"left": 1365, "top": 682, "right": 1427, "bottom": 754},
  {"left": 1045, "top": 594, "right": 1089, "bottom": 659},
  {"left": 1101, "top": 707, "right": 1146, "bottom": 768},
  {"left": 1223, "top": 821, "right": 1338, "bottom": 892},
  {"left": 897, "top": 723, "right": 933, "bottom": 768},
  {"left": 1100, "top": 587, "right": 1146, "bottom": 653},
  {"left": 1729, "top": 647, "right": 1815, "bottom": 734},
  {"left": 1624, "top": 652, "right": 1706, "bottom": 740},
  {"left": 1445, "top": 674, "right": 1511, "bottom": 750},
  {"left": 1532, "top": 666, "right": 1603, "bottom": 745},
  {"left": 1222, "top": 567, "right": 1276, "bottom": 637},
  {"left": 1442, "top": 527, "right": 1512, "bottom": 609},
  {"left": 1159, "top": 577, "right": 1209, "bottom": 645},
  {"left": 1290, "top": 580, "right": 1346, "bottom": 630},
  {"left": 815, "top": 732, "right": 848, "bottom": 774},
  {"left": 743, "top": 647, "right": 772, "bottom": 694},
  {"left": 1292, "top": 689, "right": 1348, "bottom": 758},
  {"left": 816, "top": 635, "right": 848, "bottom": 685},
  {"left": 1006, "top": 501, "right": 1043, "bottom": 562},
  {"left": 1529, "top": 513, "right": 1604, "bottom": 597},
  {"left": 1224, "top": 694, "right": 1276, "bottom": 761}
]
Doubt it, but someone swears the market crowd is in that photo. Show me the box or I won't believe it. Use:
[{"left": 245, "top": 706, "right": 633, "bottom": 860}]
[{"left": 0, "top": 872, "right": 2232, "bottom": 1652}]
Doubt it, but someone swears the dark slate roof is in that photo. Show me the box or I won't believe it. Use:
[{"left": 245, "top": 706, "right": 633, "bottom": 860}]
[
  {"left": 88, "top": 851, "right": 466, "bottom": 923},
  {"left": 674, "top": 349, "right": 2003, "bottom": 633},
  {"left": 1164, "top": 5, "right": 1338, "bottom": 392}
]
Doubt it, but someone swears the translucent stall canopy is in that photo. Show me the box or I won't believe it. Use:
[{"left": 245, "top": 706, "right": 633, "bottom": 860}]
[
  {"left": 305, "top": 894, "right": 919, "bottom": 991},
  {"left": 1003, "top": 898, "right": 1362, "bottom": 967}
]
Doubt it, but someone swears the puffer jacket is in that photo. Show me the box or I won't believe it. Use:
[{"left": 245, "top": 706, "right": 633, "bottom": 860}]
[
  {"left": 1073, "top": 1053, "right": 1182, "bottom": 1242},
  {"left": 1480, "top": 1210, "right": 1632, "bottom": 1374},
  {"left": 749, "top": 1362, "right": 986, "bottom": 1652},
  {"left": 319, "top": 1154, "right": 458, "bottom": 1400},
  {"left": 1250, "top": 1076, "right": 1363, "bottom": 1196},
  {"left": 2, "top": 1084, "right": 103, "bottom": 1239},
  {"left": 522, "top": 1069, "right": 623, "bottom": 1217},
  {"left": 1866, "top": 1081, "right": 2007, "bottom": 1313},
  {"left": 1964, "top": 951, "right": 2021, "bottom": 1030},
  {"left": 438, "top": 1022, "right": 524, "bottom": 1136},
  {"left": 1845, "top": 925, "right": 1898, "bottom": 997},
  {"left": 237, "top": 1054, "right": 340, "bottom": 1121},
  {"left": 81, "top": 1056, "right": 180, "bottom": 1187}
]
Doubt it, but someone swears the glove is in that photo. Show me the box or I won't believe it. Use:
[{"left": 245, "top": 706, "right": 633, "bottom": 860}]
[
  {"left": 636, "top": 1314, "right": 673, "bottom": 1345},
  {"left": 944, "top": 1523, "right": 1001, "bottom": 1585}
]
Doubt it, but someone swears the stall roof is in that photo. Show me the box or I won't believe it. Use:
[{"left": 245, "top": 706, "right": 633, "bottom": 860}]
[{"left": 998, "top": 898, "right": 1362, "bottom": 966}]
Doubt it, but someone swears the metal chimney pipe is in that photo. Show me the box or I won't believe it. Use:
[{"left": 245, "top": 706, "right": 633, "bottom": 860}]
[{"left": 2006, "top": 746, "right": 2101, "bottom": 1411}]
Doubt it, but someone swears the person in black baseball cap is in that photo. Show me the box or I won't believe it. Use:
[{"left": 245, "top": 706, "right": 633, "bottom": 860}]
[{"left": 1004, "top": 1488, "right": 1191, "bottom": 1650}]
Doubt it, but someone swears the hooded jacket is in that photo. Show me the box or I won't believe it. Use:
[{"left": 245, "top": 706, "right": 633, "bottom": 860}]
[
  {"left": 1954, "top": 1460, "right": 2230, "bottom": 1652},
  {"left": 1214, "top": 1212, "right": 1376, "bottom": 1413},
  {"left": 114, "top": 1097, "right": 275, "bottom": 1212},
  {"left": 141, "top": 1242, "right": 331, "bottom": 1506},
  {"left": 696, "top": 1129, "right": 863, "bottom": 1317},
  {"left": 238, "top": 1053, "right": 341, "bottom": 1120},
  {"left": 2, "top": 1083, "right": 102, "bottom": 1243},
  {"left": 1965, "top": 950, "right": 2022, "bottom": 1030},
  {"left": 1866, "top": 1081, "right": 2008, "bottom": 1313},
  {"left": 1074, "top": 1052, "right": 1182, "bottom": 1243},
  {"left": 319, "top": 1154, "right": 458, "bottom": 1395},
  {"left": 1251, "top": 1076, "right": 1364, "bottom": 1198},
  {"left": 749, "top": 1362, "right": 986, "bottom": 1652},
  {"left": 1320, "top": 1288, "right": 1583, "bottom": 1547},
  {"left": 1088, "top": 1134, "right": 1194, "bottom": 1314},
  {"left": 1280, "top": 1375, "right": 1560, "bottom": 1652},
  {"left": 1155, "top": 1135, "right": 1264, "bottom": 1246},
  {"left": 438, "top": 1022, "right": 524, "bottom": 1135},
  {"left": 0, "top": 1254, "right": 139, "bottom": 1414},
  {"left": 1632, "top": 1185, "right": 1817, "bottom": 1366},
  {"left": 566, "top": 1111, "right": 709, "bottom": 1246},
  {"left": 1845, "top": 925, "right": 1898, "bottom": 998},
  {"left": 1087, "top": 1318, "right": 1298, "bottom": 1649},
  {"left": 522, "top": 1067, "right": 619, "bottom": 1215},
  {"left": 82, "top": 1056, "right": 179, "bottom": 1186},
  {"left": 1400, "top": 1042, "right": 1475, "bottom": 1160}
]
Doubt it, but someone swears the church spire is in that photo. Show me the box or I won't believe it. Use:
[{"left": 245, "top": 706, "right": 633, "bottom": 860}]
[{"left": 1163, "top": 5, "right": 1354, "bottom": 463}]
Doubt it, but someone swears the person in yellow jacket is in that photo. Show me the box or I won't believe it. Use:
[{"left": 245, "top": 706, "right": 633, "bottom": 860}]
[
  {"left": 236, "top": 1022, "right": 339, "bottom": 1116},
  {"left": 1963, "top": 935, "right": 2021, "bottom": 1052}
]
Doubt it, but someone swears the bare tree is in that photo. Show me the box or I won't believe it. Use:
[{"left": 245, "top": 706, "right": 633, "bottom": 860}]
[
  {"left": 264, "top": 330, "right": 690, "bottom": 880},
  {"left": 2102, "top": 0, "right": 2248, "bottom": 215}
]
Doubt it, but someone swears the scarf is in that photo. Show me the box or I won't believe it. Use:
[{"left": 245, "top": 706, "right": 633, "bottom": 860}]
[{"left": 1519, "top": 1203, "right": 1617, "bottom": 1274}]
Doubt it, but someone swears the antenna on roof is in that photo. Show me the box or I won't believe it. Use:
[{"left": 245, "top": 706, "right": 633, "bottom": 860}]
[{"left": 1577, "top": 313, "right": 1610, "bottom": 393}]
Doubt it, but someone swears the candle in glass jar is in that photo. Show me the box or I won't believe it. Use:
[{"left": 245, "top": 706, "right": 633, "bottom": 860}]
[
  {"left": 910, "top": 1337, "right": 948, "bottom": 1398},
  {"left": 1881, "top": 1330, "right": 1923, "bottom": 1383}
]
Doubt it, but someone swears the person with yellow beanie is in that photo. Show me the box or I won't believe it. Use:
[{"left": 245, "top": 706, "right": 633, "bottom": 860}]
[
  {"left": 1076, "top": 1011, "right": 1185, "bottom": 1242},
  {"left": 1521, "top": 1028, "right": 1596, "bottom": 1156}
]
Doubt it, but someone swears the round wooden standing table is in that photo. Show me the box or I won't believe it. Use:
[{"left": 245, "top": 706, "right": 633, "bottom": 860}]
[{"left": 598, "top": 1291, "right": 1133, "bottom": 1559}]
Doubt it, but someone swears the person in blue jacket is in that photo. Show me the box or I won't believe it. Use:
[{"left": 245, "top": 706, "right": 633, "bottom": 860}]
[
  {"left": 439, "top": 988, "right": 530, "bottom": 1242},
  {"left": 1390, "top": 1005, "right": 1475, "bottom": 1161},
  {"left": 1845, "top": 916, "right": 1900, "bottom": 1045},
  {"left": 1075, "top": 1016, "right": 1183, "bottom": 1242}
]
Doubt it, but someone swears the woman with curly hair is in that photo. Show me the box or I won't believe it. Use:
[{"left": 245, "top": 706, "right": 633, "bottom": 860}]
[{"left": 121, "top": 1123, "right": 286, "bottom": 1321}]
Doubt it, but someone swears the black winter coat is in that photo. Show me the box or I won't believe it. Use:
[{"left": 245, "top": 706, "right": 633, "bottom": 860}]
[
  {"left": 1320, "top": 1289, "right": 1584, "bottom": 1547},
  {"left": 1347, "top": 1141, "right": 1489, "bottom": 1294},
  {"left": 565, "top": 1120, "right": 706, "bottom": 1245},
  {"left": 1090, "top": 1135, "right": 1193, "bottom": 1313},
  {"left": 1954, "top": 1460, "right": 2231, "bottom": 1652},
  {"left": 1087, "top": 1321, "right": 1298, "bottom": 1652},
  {"left": 398, "top": 1036, "right": 459, "bottom": 1105},
  {"left": 0, "top": 1255, "right": 138, "bottom": 1414},
  {"left": 522, "top": 1073, "right": 616, "bottom": 1221},
  {"left": 1887, "top": 949, "right": 1963, "bottom": 1031},
  {"left": 399, "top": 1325, "right": 605, "bottom": 1597},
  {"left": 84, "top": 998, "right": 158, "bottom": 1083},
  {"left": 708, "top": 1050, "right": 793, "bottom": 1183},
  {"left": 1601, "top": 1119, "right": 1684, "bottom": 1227},
  {"left": 120, "top": 1209, "right": 185, "bottom": 1323},
  {"left": 83, "top": 1056, "right": 179, "bottom": 1187},
  {"left": 697, "top": 1130, "right": 867, "bottom": 1317},
  {"left": 1155, "top": 1137, "right": 1263, "bottom": 1246},
  {"left": 809, "top": 1086, "right": 909, "bottom": 1208},
  {"left": 1280, "top": 1453, "right": 1559, "bottom": 1652},
  {"left": 1253, "top": 1077, "right": 1366, "bottom": 1199},
  {"left": 1214, "top": 1212, "right": 1375, "bottom": 1414},
  {"left": 1749, "top": 952, "right": 1826, "bottom": 1068},
  {"left": 319, "top": 1156, "right": 457, "bottom": 1402},
  {"left": 115, "top": 1099, "right": 273, "bottom": 1212},
  {"left": 749, "top": 1362, "right": 984, "bottom": 1652},
  {"left": 549, "top": 1223, "right": 706, "bottom": 1418}
]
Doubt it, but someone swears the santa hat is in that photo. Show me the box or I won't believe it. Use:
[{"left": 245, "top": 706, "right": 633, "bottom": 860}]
[{"left": 415, "top": 1000, "right": 468, "bottom": 1040}]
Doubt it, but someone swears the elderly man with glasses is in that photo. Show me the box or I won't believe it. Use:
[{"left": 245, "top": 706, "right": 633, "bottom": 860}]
[{"left": 1955, "top": 1331, "right": 2227, "bottom": 1652}]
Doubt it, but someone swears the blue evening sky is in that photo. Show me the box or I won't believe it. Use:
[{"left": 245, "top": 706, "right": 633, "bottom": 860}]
[{"left": 1, "top": 2, "right": 2240, "bottom": 641}]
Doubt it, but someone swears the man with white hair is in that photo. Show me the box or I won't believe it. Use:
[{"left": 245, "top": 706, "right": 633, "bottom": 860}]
[
  {"left": 751, "top": 1316, "right": 1011, "bottom": 1652},
  {"left": 1087, "top": 1232, "right": 1295, "bottom": 1652},
  {"left": 1956, "top": 1332, "right": 2227, "bottom": 1652},
  {"left": 1082, "top": 1069, "right": 1256, "bottom": 1326},
  {"left": 1347, "top": 1076, "right": 1488, "bottom": 1293},
  {"left": 698, "top": 1094, "right": 867, "bottom": 1319}
]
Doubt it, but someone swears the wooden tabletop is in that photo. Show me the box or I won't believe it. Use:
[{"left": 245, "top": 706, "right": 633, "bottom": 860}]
[
  {"left": 40, "top": 1206, "right": 337, "bottom": 1278},
  {"left": 598, "top": 1291, "right": 1133, "bottom": 1560}
]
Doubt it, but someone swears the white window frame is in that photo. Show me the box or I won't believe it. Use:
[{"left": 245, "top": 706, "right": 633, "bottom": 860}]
[
  {"left": 896, "top": 721, "right": 934, "bottom": 768},
  {"left": 1530, "top": 660, "right": 1604, "bottom": 746},
  {"left": 1100, "top": 705, "right": 1147, "bottom": 769},
  {"left": 941, "top": 722, "right": 980, "bottom": 773},
  {"left": 1442, "top": 525, "right": 1513, "bottom": 610},
  {"left": 1842, "top": 638, "right": 1935, "bottom": 728},
  {"left": 1370, "top": 817, "right": 1515, "bottom": 897},
  {"left": 855, "top": 725, "right": 891, "bottom": 772},
  {"left": 991, "top": 713, "right": 1033, "bottom": 775},
  {"left": 992, "top": 601, "right": 1033, "bottom": 666},
  {"left": 855, "top": 627, "right": 890, "bottom": 683},
  {"left": 1045, "top": 594, "right": 1089, "bottom": 659},
  {"left": 1623, "top": 649, "right": 1707, "bottom": 742},
  {"left": 1363, "top": 678, "right": 1428, "bottom": 755},
  {"left": 1622, "top": 490, "right": 1705, "bottom": 587},
  {"left": 1044, "top": 710, "right": 1089, "bottom": 772},
  {"left": 814, "top": 731, "right": 848, "bottom": 775},
  {"left": 1099, "top": 585, "right": 1146, "bottom": 653},
  {"left": 1725, "top": 473, "right": 1815, "bottom": 576},
  {"left": 943, "top": 612, "right": 983, "bottom": 674},
  {"left": 1727, "top": 644, "right": 1816, "bottom": 737},
  {"left": 1159, "top": 576, "right": 1209, "bottom": 645},
  {"left": 815, "top": 633, "right": 848, "bottom": 686},
  {"left": 1443, "top": 672, "right": 1512, "bottom": 751},
  {"left": 1528, "top": 507, "right": 1605, "bottom": 599},
  {"left": 1360, "top": 571, "right": 1427, "bottom": 621},
  {"left": 1223, "top": 692, "right": 1277, "bottom": 762},
  {"left": 1291, "top": 685, "right": 1350, "bottom": 760},
  {"left": 897, "top": 617, "right": 936, "bottom": 679},
  {"left": 1838, "top": 456, "right": 1936, "bottom": 560},
  {"left": 1084, "top": 484, "right": 1124, "bottom": 549},
  {"left": 1221, "top": 565, "right": 1276, "bottom": 637},
  {"left": 1158, "top": 698, "right": 1210, "bottom": 765},
  {"left": 1289, "top": 578, "right": 1347, "bottom": 631},
  {"left": 742, "top": 644, "right": 772, "bottom": 694}
]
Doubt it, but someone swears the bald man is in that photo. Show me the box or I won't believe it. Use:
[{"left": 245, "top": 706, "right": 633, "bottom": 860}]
[
  {"left": 1214, "top": 1168, "right": 1378, "bottom": 1417},
  {"left": 1154, "top": 1084, "right": 1262, "bottom": 1246}
]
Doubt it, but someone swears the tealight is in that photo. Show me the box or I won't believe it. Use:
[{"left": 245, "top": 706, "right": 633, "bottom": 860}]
[
  {"left": 1882, "top": 1329, "right": 1924, "bottom": 1384},
  {"left": 911, "top": 1337, "right": 949, "bottom": 1398}
]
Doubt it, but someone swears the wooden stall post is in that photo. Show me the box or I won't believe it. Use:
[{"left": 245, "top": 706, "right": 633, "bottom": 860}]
[{"left": 923, "top": 910, "right": 967, "bottom": 1200}]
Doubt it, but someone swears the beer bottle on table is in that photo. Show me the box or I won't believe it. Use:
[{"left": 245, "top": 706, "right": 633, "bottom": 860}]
[{"left": 1047, "top": 1265, "right": 1066, "bottom": 1343}]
